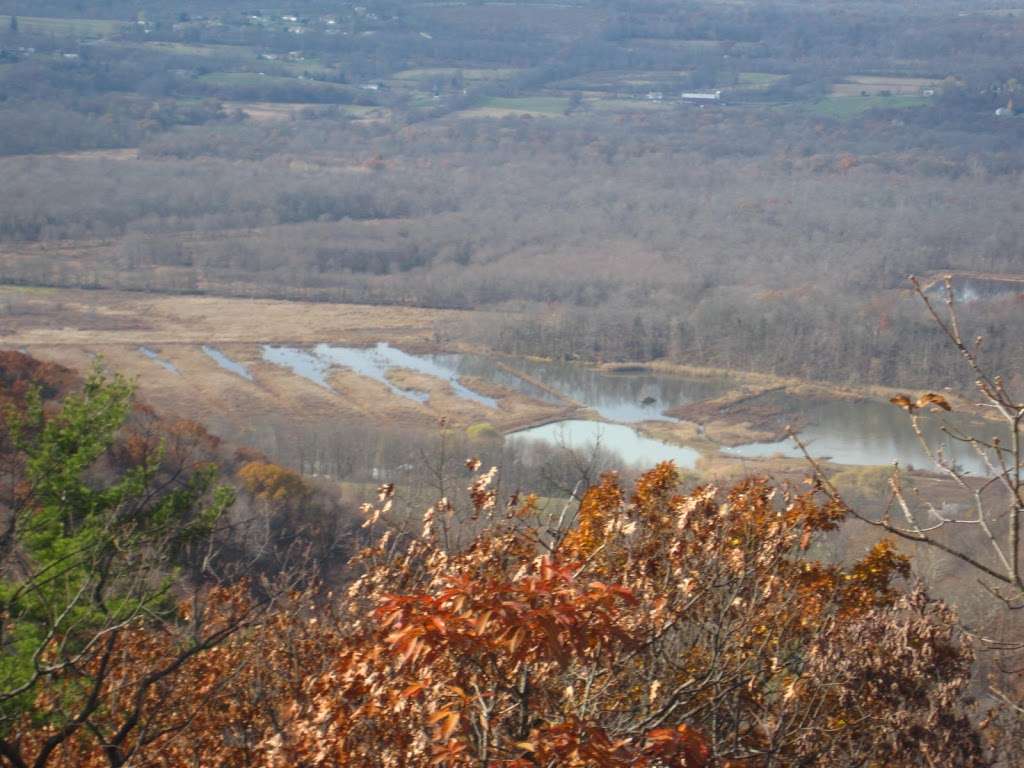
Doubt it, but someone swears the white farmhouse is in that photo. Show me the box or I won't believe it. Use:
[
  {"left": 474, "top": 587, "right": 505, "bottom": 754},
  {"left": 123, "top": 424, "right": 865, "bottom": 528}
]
[{"left": 681, "top": 90, "right": 722, "bottom": 102}]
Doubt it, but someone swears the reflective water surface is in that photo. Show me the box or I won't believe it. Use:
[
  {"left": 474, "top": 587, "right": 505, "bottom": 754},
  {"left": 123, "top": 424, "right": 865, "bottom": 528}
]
[
  {"left": 139, "top": 346, "right": 179, "bottom": 374},
  {"left": 262, "top": 346, "right": 333, "bottom": 389},
  {"left": 202, "top": 346, "right": 253, "bottom": 381},
  {"left": 258, "top": 342, "right": 994, "bottom": 474},
  {"left": 429, "top": 354, "right": 564, "bottom": 405},
  {"left": 260, "top": 343, "right": 496, "bottom": 406},
  {"left": 328, "top": 343, "right": 495, "bottom": 408},
  {"left": 723, "top": 397, "right": 993, "bottom": 475},
  {"left": 508, "top": 419, "right": 701, "bottom": 470},
  {"left": 442, "top": 356, "right": 732, "bottom": 422}
]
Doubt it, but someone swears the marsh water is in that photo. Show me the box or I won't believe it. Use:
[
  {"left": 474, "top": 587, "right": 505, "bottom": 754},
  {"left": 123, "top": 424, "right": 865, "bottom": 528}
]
[
  {"left": 262, "top": 346, "right": 334, "bottom": 389},
  {"left": 139, "top": 346, "right": 179, "bottom": 374},
  {"left": 431, "top": 354, "right": 732, "bottom": 421},
  {"left": 429, "top": 353, "right": 564, "bottom": 405},
  {"left": 202, "top": 345, "right": 253, "bottom": 381},
  {"left": 507, "top": 419, "right": 701, "bottom": 470},
  {"left": 344, "top": 344, "right": 496, "bottom": 408},
  {"left": 722, "top": 396, "right": 993, "bottom": 475},
  {"left": 499, "top": 363, "right": 992, "bottom": 474},
  {"left": 262, "top": 343, "right": 495, "bottom": 407},
  {"left": 259, "top": 342, "right": 991, "bottom": 474}
]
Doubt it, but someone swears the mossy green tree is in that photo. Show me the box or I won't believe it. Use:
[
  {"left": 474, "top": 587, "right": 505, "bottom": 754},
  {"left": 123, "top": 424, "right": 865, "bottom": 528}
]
[{"left": 0, "top": 366, "right": 243, "bottom": 768}]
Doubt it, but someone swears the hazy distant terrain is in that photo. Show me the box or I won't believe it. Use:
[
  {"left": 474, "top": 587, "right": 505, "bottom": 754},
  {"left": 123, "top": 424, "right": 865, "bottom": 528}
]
[{"left": 2, "top": 0, "right": 1024, "bottom": 395}]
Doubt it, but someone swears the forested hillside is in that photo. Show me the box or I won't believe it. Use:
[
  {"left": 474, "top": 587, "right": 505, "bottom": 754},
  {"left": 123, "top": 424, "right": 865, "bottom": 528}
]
[{"left": 1, "top": 357, "right": 1012, "bottom": 766}]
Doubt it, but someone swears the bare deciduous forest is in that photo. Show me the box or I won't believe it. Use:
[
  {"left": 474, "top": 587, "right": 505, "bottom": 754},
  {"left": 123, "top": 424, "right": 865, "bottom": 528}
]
[{"left": 1, "top": 0, "right": 1024, "bottom": 388}]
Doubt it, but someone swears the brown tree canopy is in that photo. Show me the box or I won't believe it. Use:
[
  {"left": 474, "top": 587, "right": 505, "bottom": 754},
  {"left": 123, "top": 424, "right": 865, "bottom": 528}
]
[{"left": 5, "top": 463, "right": 986, "bottom": 767}]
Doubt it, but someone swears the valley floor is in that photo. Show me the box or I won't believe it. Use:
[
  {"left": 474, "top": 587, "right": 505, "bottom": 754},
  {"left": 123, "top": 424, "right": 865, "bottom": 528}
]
[{"left": 0, "top": 286, "right": 990, "bottom": 496}]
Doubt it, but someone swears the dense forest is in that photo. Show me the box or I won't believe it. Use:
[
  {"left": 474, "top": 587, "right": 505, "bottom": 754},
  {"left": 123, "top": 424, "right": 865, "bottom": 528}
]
[{"left": 3, "top": 111, "right": 1024, "bottom": 388}]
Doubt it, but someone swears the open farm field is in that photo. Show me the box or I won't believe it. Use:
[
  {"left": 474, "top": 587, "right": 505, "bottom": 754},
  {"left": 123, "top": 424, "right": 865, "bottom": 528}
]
[
  {"left": 222, "top": 101, "right": 319, "bottom": 121},
  {"left": 4, "top": 148, "right": 139, "bottom": 161},
  {"left": 102, "top": 41, "right": 259, "bottom": 60},
  {"left": 200, "top": 73, "right": 289, "bottom": 87},
  {"left": 196, "top": 72, "right": 359, "bottom": 102},
  {"left": 222, "top": 101, "right": 388, "bottom": 122},
  {"left": 586, "top": 97, "right": 672, "bottom": 112},
  {"left": 390, "top": 67, "right": 522, "bottom": 81},
  {"left": 832, "top": 75, "right": 942, "bottom": 96},
  {"left": 810, "top": 94, "right": 930, "bottom": 118},
  {"left": 624, "top": 37, "right": 721, "bottom": 50},
  {"left": 552, "top": 70, "right": 692, "bottom": 90},
  {"left": 624, "top": 37, "right": 761, "bottom": 54},
  {"left": 0, "top": 15, "right": 124, "bottom": 36},
  {"left": 737, "top": 72, "right": 786, "bottom": 88},
  {"left": 458, "top": 96, "right": 570, "bottom": 118}
]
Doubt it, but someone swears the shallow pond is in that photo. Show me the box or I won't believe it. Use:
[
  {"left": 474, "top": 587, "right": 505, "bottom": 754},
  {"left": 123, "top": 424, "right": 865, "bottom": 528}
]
[
  {"left": 262, "top": 346, "right": 332, "bottom": 389},
  {"left": 261, "top": 343, "right": 496, "bottom": 407},
  {"left": 510, "top": 403, "right": 993, "bottom": 475},
  {"left": 439, "top": 356, "right": 732, "bottom": 422},
  {"left": 723, "top": 397, "right": 994, "bottom": 475},
  {"left": 336, "top": 343, "right": 496, "bottom": 408},
  {"left": 202, "top": 346, "right": 253, "bottom": 381},
  {"left": 260, "top": 343, "right": 995, "bottom": 475},
  {"left": 508, "top": 419, "right": 701, "bottom": 470},
  {"left": 311, "top": 344, "right": 430, "bottom": 403},
  {"left": 429, "top": 353, "right": 564, "bottom": 405},
  {"left": 139, "top": 346, "right": 179, "bottom": 375}
]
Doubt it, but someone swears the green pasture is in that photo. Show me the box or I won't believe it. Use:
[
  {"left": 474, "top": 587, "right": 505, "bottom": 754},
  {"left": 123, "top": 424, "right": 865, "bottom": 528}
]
[
  {"left": 809, "top": 94, "right": 929, "bottom": 119},
  {"left": 391, "top": 67, "right": 521, "bottom": 81},
  {"left": 479, "top": 96, "right": 570, "bottom": 113}
]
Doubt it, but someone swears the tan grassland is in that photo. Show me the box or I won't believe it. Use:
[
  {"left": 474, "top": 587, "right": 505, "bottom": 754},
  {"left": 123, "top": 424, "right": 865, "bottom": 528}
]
[{"left": 0, "top": 287, "right": 571, "bottom": 435}]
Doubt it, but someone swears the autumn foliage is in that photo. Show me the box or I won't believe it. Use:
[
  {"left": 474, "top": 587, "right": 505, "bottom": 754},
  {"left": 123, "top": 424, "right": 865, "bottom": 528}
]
[
  {"left": 4, "top": 459, "right": 987, "bottom": 767},
  {"left": 0, "top": 354, "right": 988, "bottom": 766}
]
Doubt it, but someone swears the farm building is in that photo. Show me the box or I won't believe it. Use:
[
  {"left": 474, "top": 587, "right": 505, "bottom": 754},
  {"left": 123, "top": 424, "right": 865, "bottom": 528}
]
[{"left": 681, "top": 90, "right": 722, "bottom": 102}]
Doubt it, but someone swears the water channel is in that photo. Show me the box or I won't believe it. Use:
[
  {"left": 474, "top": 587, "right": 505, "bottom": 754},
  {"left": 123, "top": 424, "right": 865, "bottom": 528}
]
[
  {"left": 202, "top": 345, "right": 253, "bottom": 381},
  {"left": 721, "top": 396, "right": 993, "bottom": 475},
  {"left": 431, "top": 354, "right": 733, "bottom": 420}
]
